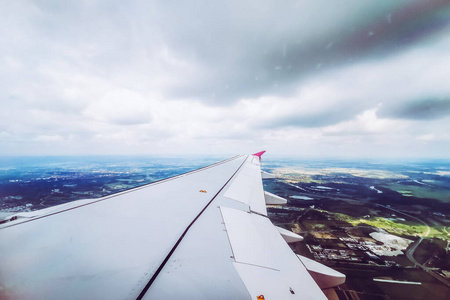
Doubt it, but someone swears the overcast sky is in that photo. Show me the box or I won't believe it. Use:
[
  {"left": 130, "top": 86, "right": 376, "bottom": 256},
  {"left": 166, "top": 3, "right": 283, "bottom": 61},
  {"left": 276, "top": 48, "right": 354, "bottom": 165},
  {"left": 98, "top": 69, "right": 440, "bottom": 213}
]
[{"left": 1, "top": 0, "right": 450, "bottom": 159}]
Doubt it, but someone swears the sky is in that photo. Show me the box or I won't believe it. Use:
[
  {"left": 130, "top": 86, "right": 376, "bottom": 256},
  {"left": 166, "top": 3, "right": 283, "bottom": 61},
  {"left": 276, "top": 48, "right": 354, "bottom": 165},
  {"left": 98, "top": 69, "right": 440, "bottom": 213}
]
[{"left": 1, "top": 0, "right": 450, "bottom": 159}]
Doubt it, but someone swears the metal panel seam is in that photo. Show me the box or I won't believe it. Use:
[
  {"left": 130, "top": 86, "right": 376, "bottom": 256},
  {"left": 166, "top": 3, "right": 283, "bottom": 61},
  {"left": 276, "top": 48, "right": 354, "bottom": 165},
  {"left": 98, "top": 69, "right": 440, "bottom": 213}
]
[{"left": 136, "top": 155, "right": 249, "bottom": 299}]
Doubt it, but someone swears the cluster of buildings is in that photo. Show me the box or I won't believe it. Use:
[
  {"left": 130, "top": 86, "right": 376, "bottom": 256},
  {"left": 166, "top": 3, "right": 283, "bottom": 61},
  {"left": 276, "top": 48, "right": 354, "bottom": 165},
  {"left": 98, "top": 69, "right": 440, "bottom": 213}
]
[
  {"left": 306, "top": 236, "right": 405, "bottom": 266},
  {"left": 307, "top": 244, "right": 363, "bottom": 262},
  {"left": 340, "top": 237, "right": 398, "bottom": 257}
]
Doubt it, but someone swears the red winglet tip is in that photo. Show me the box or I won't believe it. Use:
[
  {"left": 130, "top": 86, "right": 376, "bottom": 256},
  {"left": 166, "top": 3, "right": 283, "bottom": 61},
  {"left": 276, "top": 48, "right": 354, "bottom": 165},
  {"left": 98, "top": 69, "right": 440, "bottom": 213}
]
[{"left": 252, "top": 151, "right": 266, "bottom": 161}]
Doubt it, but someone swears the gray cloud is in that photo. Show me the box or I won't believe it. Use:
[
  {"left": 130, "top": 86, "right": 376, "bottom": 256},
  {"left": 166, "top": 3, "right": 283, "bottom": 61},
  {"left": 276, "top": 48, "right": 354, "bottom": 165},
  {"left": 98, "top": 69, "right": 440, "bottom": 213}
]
[
  {"left": 379, "top": 97, "right": 450, "bottom": 120},
  {"left": 3, "top": 1, "right": 449, "bottom": 106},
  {"left": 157, "top": 0, "right": 450, "bottom": 103},
  {"left": 259, "top": 104, "right": 364, "bottom": 129},
  {"left": 336, "top": 0, "right": 450, "bottom": 57}
]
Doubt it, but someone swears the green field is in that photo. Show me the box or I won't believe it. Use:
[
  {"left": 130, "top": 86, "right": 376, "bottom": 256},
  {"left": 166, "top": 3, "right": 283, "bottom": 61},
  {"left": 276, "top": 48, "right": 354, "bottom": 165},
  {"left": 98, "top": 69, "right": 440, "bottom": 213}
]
[
  {"left": 382, "top": 183, "right": 450, "bottom": 203},
  {"left": 328, "top": 211, "right": 449, "bottom": 240}
]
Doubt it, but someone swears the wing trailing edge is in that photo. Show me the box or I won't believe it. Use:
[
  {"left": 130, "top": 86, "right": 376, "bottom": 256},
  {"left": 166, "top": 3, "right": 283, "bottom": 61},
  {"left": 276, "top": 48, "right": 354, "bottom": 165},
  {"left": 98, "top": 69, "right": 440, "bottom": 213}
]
[
  {"left": 297, "top": 255, "right": 346, "bottom": 289},
  {"left": 261, "top": 170, "right": 276, "bottom": 179},
  {"left": 275, "top": 225, "right": 304, "bottom": 243},
  {"left": 264, "top": 191, "right": 287, "bottom": 205}
]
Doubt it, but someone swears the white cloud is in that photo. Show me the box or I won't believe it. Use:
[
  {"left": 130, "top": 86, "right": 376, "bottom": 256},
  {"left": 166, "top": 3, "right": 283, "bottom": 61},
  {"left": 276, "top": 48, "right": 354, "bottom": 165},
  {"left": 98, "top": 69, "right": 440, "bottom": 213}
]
[
  {"left": 83, "top": 89, "right": 152, "bottom": 125},
  {"left": 34, "top": 134, "right": 63, "bottom": 142}
]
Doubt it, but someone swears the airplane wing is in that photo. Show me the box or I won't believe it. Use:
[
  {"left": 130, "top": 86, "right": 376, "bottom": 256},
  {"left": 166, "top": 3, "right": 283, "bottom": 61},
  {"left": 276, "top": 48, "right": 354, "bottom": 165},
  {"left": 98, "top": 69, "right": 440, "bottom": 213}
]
[{"left": 0, "top": 152, "right": 344, "bottom": 299}]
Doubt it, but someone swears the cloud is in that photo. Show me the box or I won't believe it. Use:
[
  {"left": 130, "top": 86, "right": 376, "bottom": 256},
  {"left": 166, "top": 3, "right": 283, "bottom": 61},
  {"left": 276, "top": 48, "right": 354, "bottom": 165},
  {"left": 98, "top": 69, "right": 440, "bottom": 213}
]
[
  {"left": 9, "top": 0, "right": 443, "bottom": 105},
  {"left": 3, "top": 1, "right": 449, "bottom": 106},
  {"left": 156, "top": 0, "right": 450, "bottom": 103},
  {"left": 379, "top": 97, "right": 450, "bottom": 120},
  {"left": 34, "top": 134, "right": 63, "bottom": 142},
  {"left": 83, "top": 90, "right": 152, "bottom": 125},
  {"left": 322, "top": 109, "right": 402, "bottom": 136},
  {"left": 1, "top": 1, "right": 450, "bottom": 158}
]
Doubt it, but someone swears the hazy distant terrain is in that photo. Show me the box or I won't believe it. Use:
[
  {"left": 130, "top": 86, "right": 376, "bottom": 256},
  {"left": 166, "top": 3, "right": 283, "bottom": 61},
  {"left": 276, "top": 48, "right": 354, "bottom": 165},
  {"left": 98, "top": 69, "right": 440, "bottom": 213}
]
[
  {"left": 1, "top": 155, "right": 449, "bottom": 224},
  {"left": 0, "top": 156, "right": 220, "bottom": 213}
]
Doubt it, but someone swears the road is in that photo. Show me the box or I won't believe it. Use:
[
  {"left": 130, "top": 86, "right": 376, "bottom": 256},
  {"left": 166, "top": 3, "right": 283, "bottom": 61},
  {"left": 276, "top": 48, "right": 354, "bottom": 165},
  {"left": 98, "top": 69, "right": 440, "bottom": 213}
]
[
  {"left": 443, "top": 227, "right": 450, "bottom": 253},
  {"left": 376, "top": 204, "right": 430, "bottom": 268},
  {"left": 377, "top": 204, "right": 450, "bottom": 287}
]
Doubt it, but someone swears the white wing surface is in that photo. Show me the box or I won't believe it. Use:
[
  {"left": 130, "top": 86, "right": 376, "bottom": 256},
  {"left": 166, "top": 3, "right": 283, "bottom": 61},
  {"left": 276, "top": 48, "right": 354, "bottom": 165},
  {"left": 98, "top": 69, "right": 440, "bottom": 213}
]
[{"left": 0, "top": 153, "right": 342, "bottom": 299}]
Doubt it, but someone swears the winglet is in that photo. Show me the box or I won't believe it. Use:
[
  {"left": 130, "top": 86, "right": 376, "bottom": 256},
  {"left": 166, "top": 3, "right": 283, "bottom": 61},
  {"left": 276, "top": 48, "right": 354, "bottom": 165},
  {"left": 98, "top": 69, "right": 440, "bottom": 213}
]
[{"left": 252, "top": 151, "right": 266, "bottom": 161}]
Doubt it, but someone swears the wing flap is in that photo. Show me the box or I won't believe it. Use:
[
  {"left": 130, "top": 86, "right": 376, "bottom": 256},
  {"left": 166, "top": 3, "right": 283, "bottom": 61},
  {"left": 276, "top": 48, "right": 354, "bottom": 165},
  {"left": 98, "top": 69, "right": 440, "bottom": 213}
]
[
  {"left": 264, "top": 191, "right": 287, "bottom": 205},
  {"left": 223, "top": 158, "right": 267, "bottom": 215},
  {"left": 221, "top": 206, "right": 327, "bottom": 299},
  {"left": 276, "top": 225, "right": 304, "bottom": 243},
  {"left": 297, "top": 255, "right": 346, "bottom": 289}
]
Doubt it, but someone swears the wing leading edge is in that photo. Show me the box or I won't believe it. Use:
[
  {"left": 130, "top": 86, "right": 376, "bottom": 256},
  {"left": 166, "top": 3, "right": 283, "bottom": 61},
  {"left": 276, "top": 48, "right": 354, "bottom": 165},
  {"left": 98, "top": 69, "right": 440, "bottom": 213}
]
[{"left": 0, "top": 153, "right": 344, "bottom": 299}]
